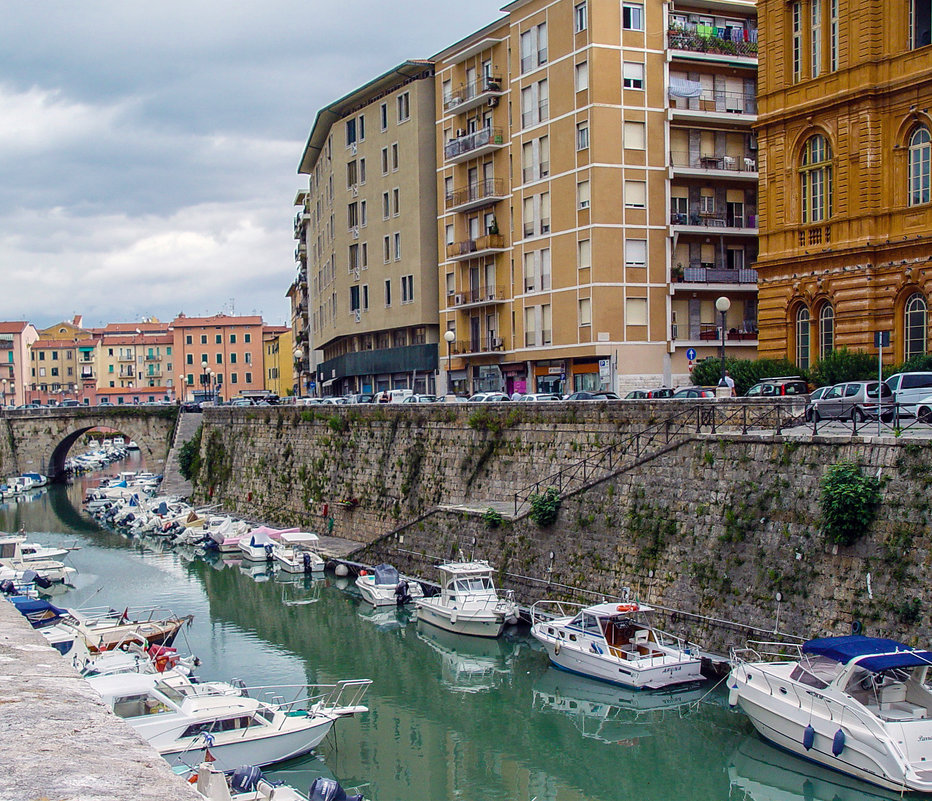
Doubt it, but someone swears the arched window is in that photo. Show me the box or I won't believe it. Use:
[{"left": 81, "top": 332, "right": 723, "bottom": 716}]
[
  {"left": 796, "top": 306, "right": 811, "bottom": 371},
  {"left": 909, "top": 126, "right": 931, "bottom": 206},
  {"left": 800, "top": 135, "right": 833, "bottom": 223},
  {"left": 905, "top": 293, "right": 928, "bottom": 361},
  {"left": 819, "top": 304, "right": 834, "bottom": 359}
]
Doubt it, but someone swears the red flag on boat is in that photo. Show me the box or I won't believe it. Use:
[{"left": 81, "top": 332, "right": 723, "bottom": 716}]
[{"left": 204, "top": 748, "right": 216, "bottom": 763}]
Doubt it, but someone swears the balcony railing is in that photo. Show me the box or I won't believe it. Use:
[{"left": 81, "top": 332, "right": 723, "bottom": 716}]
[
  {"left": 668, "top": 91, "right": 757, "bottom": 116},
  {"left": 797, "top": 224, "right": 832, "bottom": 246},
  {"left": 444, "top": 76, "right": 504, "bottom": 113},
  {"left": 670, "top": 151, "right": 757, "bottom": 173},
  {"left": 451, "top": 337, "right": 506, "bottom": 355},
  {"left": 448, "top": 285, "right": 508, "bottom": 307},
  {"left": 680, "top": 266, "right": 758, "bottom": 284},
  {"left": 667, "top": 28, "right": 758, "bottom": 58},
  {"left": 445, "top": 178, "right": 507, "bottom": 211},
  {"left": 446, "top": 234, "right": 507, "bottom": 260},
  {"left": 670, "top": 212, "right": 757, "bottom": 229},
  {"left": 444, "top": 127, "right": 506, "bottom": 162}
]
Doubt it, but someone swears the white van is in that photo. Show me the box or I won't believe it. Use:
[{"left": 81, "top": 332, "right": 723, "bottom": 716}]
[
  {"left": 883, "top": 372, "right": 932, "bottom": 416},
  {"left": 388, "top": 389, "right": 413, "bottom": 404}
]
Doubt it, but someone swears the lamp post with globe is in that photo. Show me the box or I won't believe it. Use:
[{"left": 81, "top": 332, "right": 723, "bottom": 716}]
[
  {"left": 443, "top": 329, "right": 456, "bottom": 397},
  {"left": 293, "top": 348, "right": 303, "bottom": 398},
  {"left": 715, "top": 296, "right": 731, "bottom": 392},
  {"left": 1, "top": 378, "right": 7, "bottom": 409}
]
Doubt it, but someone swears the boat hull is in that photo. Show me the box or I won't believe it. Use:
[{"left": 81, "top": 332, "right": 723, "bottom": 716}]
[
  {"left": 356, "top": 577, "right": 424, "bottom": 607},
  {"left": 415, "top": 600, "right": 505, "bottom": 638}
]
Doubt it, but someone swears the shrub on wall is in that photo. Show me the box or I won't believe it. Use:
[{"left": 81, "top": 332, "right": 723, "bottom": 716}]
[
  {"left": 529, "top": 487, "right": 561, "bottom": 526},
  {"left": 819, "top": 461, "right": 881, "bottom": 546},
  {"left": 178, "top": 424, "right": 202, "bottom": 482},
  {"left": 482, "top": 507, "right": 504, "bottom": 528}
]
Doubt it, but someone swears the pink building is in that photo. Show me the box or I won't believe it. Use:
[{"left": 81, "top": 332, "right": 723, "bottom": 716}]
[{"left": 0, "top": 321, "right": 38, "bottom": 406}]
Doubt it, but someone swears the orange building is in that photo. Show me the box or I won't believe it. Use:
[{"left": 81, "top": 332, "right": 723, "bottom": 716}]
[
  {"left": 755, "top": 0, "right": 932, "bottom": 367},
  {"left": 171, "top": 314, "right": 265, "bottom": 402}
]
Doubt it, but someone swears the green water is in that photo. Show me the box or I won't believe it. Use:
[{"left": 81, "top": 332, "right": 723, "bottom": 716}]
[{"left": 0, "top": 469, "right": 907, "bottom": 801}]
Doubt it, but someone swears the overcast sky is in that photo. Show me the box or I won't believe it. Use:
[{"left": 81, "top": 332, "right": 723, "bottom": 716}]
[{"left": 0, "top": 1, "right": 504, "bottom": 330}]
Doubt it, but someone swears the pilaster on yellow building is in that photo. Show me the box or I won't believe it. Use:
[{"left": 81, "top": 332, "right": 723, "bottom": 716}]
[{"left": 755, "top": 0, "right": 932, "bottom": 367}]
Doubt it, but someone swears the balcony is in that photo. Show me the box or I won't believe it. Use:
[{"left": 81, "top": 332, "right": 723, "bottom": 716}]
[
  {"left": 117, "top": 354, "right": 135, "bottom": 363},
  {"left": 119, "top": 368, "right": 135, "bottom": 378},
  {"left": 144, "top": 354, "right": 160, "bottom": 362},
  {"left": 450, "top": 337, "right": 506, "bottom": 356},
  {"left": 448, "top": 285, "right": 508, "bottom": 309},
  {"left": 80, "top": 369, "right": 95, "bottom": 380},
  {"left": 146, "top": 368, "right": 163, "bottom": 378},
  {"left": 295, "top": 242, "right": 307, "bottom": 263},
  {"left": 797, "top": 224, "right": 832, "bottom": 246},
  {"left": 669, "top": 92, "right": 757, "bottom": 123},
  {"left": 667, "top": 28, "right": 758, "bottom": 62},
  {"left": 674, "top": 266, "right": 758, "bottom": 286},
  {"left": 445, "top": 178, "right": 508, "bottom": 213},
  {"left": 446, "top": 234, "right": 507, "bottom": 261},
  {"left": 444, "top": 76, "right": 505, "bottom": 115},
  {"left": 670, "top": 212, "right": 758, "bottom": 235},
  {"left": 673, "top": 323, "right": 758, "bottom": 342},
  {"left": 444, "top": 127, "right": 506, "bottom": 164},
  {"left": 670, "top": 151, "right": 757, "bottom": 178}
]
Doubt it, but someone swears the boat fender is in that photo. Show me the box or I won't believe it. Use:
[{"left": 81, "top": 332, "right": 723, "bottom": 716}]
[
  {"left": 616, "top": 603, "right": 639, "bottom": 613},
  {"left": 359, "top": 569, "right": 367, "bottom": 576},
  {"left": 450, "top": 611, "right": 457, "bottom": 625},
  {"left": 832, "top": 728, "right": 845, "bottom": 756},
  {"left": 554, "top": 641, "right": 561, "bottom": 655},
  {"left": 803, "top": 724, "right": 815, "bottom": 751},
  {"left": 851, "top": 620, "right": 863, "bottom": 635}
]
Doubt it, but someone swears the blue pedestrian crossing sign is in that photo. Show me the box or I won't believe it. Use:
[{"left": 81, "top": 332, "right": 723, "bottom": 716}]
[{"left": 685, "top": 348, "right": 697, "bottom": 361}]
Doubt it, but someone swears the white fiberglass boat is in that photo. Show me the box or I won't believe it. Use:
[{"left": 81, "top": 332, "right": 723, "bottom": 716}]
[
  {"left": 191, "top": 762, "right": 365, "bottom": 801},
  {"left": 414, "top": 561, "right": 518, "bottom": 639},
  {"left": 238, "top": 527, "right": 300, "bottom": 561},
  {"left": 356, "top": 564, "right": 423, "bottom": 607},
  {"left": 530, "top": 600, "right": 703, "bottom": 690},
  {"left": 88, "top": 670, "right": 371, "bottom": 773},
  {"left": 0, "top": 536, "right": 75, "bottom": 583},
  {"left": 729, "top": 635, "right": 932, "bottom": 793},
  {"left": 272, "top": 532, "right": 325, "bottom": 573}
]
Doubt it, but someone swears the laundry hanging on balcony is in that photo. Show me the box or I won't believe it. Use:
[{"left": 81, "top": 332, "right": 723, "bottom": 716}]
[{"left": 668, "top": 77, "right": 703, "bottom": 98}]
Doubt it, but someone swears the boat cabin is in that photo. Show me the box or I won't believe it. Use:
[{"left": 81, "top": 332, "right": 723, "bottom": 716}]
[
  {"left": 564, "top": 602, "right": 659, "bottom": 660},
  {"left": 436, "top": 561, "right": 498, "bottom": 602}
]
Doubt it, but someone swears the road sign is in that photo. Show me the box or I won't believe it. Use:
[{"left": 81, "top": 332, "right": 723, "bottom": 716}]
[
  {"left": 874, "top": 332, "right": 890, "bottom": 348},
  {"left": 688, "top": 363, "right": 694, "bottom": 372},
  {"left": 685, "top": 348, "right": 697, "bottom": 361}
]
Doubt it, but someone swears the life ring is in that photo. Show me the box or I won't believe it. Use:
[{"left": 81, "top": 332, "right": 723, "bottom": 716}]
[
  {"left": 554, "top": 641, "right": 562, "bottom": 655},
  {"left": 359, "top": 569, "right": 367, "bottom": 576},
  {"left": 616, "top": 603, "right": 639, "bottom": 613}
]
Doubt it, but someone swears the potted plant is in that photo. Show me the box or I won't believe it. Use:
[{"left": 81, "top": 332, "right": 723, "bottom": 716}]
[{"left": 672, "top": 264, "right": 685, "bottom": 282}]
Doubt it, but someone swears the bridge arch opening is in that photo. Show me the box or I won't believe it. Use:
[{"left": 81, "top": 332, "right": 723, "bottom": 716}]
[{"left": 47, "top": 424, "right": 158, "bottom": 482}]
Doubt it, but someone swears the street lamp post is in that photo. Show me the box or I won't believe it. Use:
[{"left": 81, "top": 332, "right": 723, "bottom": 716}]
[
  {"left": 1, "top": 378, "right": 7, "bottom": 409},
  {"left": 207, "top": 369, "right": 214, "bottom": 403},
  {"left": 200, "top": 360, "right": 210, "bottom": 403},
  {"left": 177, "top": 374, "right": 185, "bottom": 404},
  {"left": 715, "top": 296, "right": 731, "bottom": 392},
  {"left": 443, "top": 330, "right": 456, "bottom": 397},
  {"left": 293, "top": 348, "right": 303, "bottom": 398}
]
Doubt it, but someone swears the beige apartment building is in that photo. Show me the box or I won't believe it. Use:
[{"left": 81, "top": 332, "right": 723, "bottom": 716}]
[
  {"left": 297, "top": 62, "right": 440, "bottom": 396},
  {"left": 435, "top": 0, "right": 759, "bottom": 395}
]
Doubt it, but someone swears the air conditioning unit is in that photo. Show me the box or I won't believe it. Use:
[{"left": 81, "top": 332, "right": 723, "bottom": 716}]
[
  {"left": 351, "top": 142, "right": 358, "bottom": 155},
  {"left": 491, "top": 337, "right": 504, "bottom": 349},
  {"left": 351, "top": 226, "right": 359, "bottom": 240},
  {"left": 354, "top": 309, "right": 361, "bottom": 323},
  {"left": 454, "top": 293, "right": 464, "bottom": 305},
  {"left": 351, "top": 185, "right": 358, "bottom": 196},
  {"left": 456, "top": 128, "right": 466, "bottom": 137},
  {"left": 353, "top": 267, "right": 360, "bottom": 280},
  {"left": 488, "top": 97, "right": 499, "bottom": 108}
]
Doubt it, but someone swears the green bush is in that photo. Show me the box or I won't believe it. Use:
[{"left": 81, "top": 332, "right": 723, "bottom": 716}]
[
  {"left": 810, "top": 347, "right": 877, "bottom": 388},
  {"left": 883, "top": 353, "right": 932, "bottom": 380},
  {"left": 529, "top": 487, "right": 561, "bottom": 526},
  {"left": 819, "top": 461, "right": 881, "bottom": 546},
  {"left": 691, "top": 357, "right": 802, "bottom": 396},
  {"left": 482, "top": 507, "right": 504, "bottom": 529},
  {"left": 178, "top": 424, "right": 202, "bottom": 481}
]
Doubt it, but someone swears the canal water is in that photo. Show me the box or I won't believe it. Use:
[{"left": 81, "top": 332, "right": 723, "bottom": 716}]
[{"left": 0, "top": 462, "right": 905, "bottom": 801}]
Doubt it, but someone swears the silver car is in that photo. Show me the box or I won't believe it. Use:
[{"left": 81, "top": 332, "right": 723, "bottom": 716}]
[{"left": 809, "top": 381, "right": 893, "bottom": 422}]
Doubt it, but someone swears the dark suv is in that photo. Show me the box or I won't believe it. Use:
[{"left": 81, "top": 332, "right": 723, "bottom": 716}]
[{"left": 745, "top": 376, "right": 809, "bottom": 397}]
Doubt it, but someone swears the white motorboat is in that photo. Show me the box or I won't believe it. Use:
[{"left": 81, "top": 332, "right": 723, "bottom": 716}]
[
  {"left": 414, "top": 560, "right": 518, "bottom": 639},
  {"left": 18, "top": 542, "right": 70, "bottom": 561},
  {"left": 272, "top": 532, "right": 325, "bottom": 573},
  {"left": 0, "top": 536, "right": 75, "bottom": 583},
  {"left": 355, "top": 564, "right": 423, "bottom": 607},
  {"left": 191, "top": 762, "right": 365, "bottom": 801},
  {"left": 238, "top": 527, "right": 299, "bottom": 561},
  {"left": 530, "top": 600, "right": 703, "bottom": 690},
  {"left": 88, "top": 670, "right": 371, "bottom": 772},
  {"left": 728, "top": 635, "right": 932, "bottom": 793}
]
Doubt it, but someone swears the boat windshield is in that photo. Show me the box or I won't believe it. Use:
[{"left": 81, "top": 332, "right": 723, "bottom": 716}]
[
  {"left": 789, "top": 654, "right": 844, "bottom": 689},
  {"left": 568, "top": 611, "right": 603, "bottom": 635},
  {"left": 454, "top": 577, "right": 494, "bottom": 593},
  {"left": 155, "top": 680, "right": 189, "bottom": 704}
]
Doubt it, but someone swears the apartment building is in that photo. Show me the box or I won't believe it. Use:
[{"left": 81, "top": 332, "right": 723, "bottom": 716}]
[
  {"left": 171, "top": 314, "right": 265, "bottom": 402},
  {"left": 27, "top": 318, "right": 91, "bottom": 404},
  {"left": 93, "top": 321, "right": 175, "bottom": 398},
  {"left": 263, "top": 325, "right": 294, "bottom": 397},
  {"left": 297, "top": 62, "right": 440, "bottom": 397},
  {"left": 435, "top": 0, "right": 759, "bottom": 396},
  {"left": 755, "top": 0, "right": 932, "bottom": 367},
  {"left": 290, "top": 193, "right": 312, "bottom": 396},
  {"left": 0, "top": 321, "right": 38, "bottom": 406}
]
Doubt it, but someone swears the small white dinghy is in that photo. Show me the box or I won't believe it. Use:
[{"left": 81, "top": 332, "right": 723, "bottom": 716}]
[
  {"left": 356, "top": 564, "right": 423, "bottom": 607},
  {"left": 272, "top": 532, "right": 325, "bottom": 574}
]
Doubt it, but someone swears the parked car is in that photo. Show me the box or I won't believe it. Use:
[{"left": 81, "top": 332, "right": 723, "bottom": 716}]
[
  {"left": 344, "top": 393, "right": 374, "bottom": 404},
  {"left": 401, "top": 394, "right": 438, "bottom": 404},
  {"left": 60, "top": 399, "right": 80, "bottom": 407},
  {"left": 803, "top": 385, "right": 832, "bottom": 421},
  {"left": 672, "top": 387, "right": 717, "bottom": 399},
  {"left": 913, "top": 394, "right": 932, "bottom": 423},
  {"left": 180, "top": 401, "right": 202, "bottom": 412},
  {"left": 565, "top": 391, "right": 620, "bottom": 401},
  {"left": 745, "top": 376, "right": 809, "bottom": 397},
  {"left": 808, "top": 380, "right": 894, "bottom": 422},
  {"left": 625, "top": 388, "right": 674, "bottom": 399},
  {"left": 467, "top": 392, "right": 511, "bottom": 402},
  {"left": 883, "top": 372, "right": 932, "bottom": 417},
  {"left": 517, "top": 393, "right": 561, "bottom": 401}
]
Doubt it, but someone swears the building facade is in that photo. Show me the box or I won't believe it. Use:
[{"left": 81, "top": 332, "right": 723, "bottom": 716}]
[
  {"left": 755, "top": 0, "right": 932, "bottom": 367},
  {"left": 435, "top": 0, "right": 759, "bottom": 396},
  {"left": 92, "top": 321, "right": 175, "bottom": 401},
  {"left": 263, "top": 325, "right": 294, "bottom": 397},
  {"left": 0, "top": 321, "right": 38, "bottom": 407},
  {"left": 297, "top": 62, "right": 441, "bottom": 397}
]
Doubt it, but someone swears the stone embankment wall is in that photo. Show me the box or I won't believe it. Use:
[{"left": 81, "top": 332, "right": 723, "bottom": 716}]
[{"left": 192, "top": 404, "right": 932, "bottom": 652}]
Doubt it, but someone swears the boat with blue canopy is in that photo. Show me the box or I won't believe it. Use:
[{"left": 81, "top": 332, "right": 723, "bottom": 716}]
[{"left": 729, "top": 634, "right": 932, "bottom": 793}]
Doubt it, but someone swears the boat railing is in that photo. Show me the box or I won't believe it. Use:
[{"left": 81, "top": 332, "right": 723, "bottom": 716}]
[
  {"left": 72, "top": 604, "right": 191, "bottom": 626},
  {"left": 529, "top": 599, "right": 586, "bottom": 626},
  {"left": 235, "top": 679, "right": 372, "bottom": 718},
  {"left": 732, "top": 640, "right": 804, "bottom": 664}
]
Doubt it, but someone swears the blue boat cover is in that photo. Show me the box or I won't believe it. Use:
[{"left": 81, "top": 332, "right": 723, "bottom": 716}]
[
  {"left": 9, "top": 597, "right": 67, "bottom": 624},
  {"left": 372, "top": 564, "right": 399, "bottom": 585},
  {"left": 803, "top": 636, "right": 932, "bottom": 671}
]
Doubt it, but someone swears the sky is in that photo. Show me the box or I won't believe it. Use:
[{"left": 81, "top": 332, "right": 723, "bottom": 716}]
[{"left": 0, "top": 1, "right": 505, "bottom": 330}]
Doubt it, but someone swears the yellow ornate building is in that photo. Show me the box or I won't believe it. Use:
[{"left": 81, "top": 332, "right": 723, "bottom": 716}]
[{"left": 755, "top": 0, "right": 932, "bottom": 368}]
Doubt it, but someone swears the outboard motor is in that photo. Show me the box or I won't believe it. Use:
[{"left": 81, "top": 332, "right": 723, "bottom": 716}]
[
  {"left": 0, "top": 579, "right": 16, "bottom": 595},
  {"left": 394, "top": 580, "right": 412, "bottom": 607},
  {"left": 264, "top": 543, "right": 274, "bottom": 561},
  {"left": 308, "top": 777, "right": 363, "bottom": 801},
  {"left": 231, "top": 765, "right": 264, "bottom": 794},
  {"left": 303, "top": 552, "right": 313, "bottom": 573},
  {"left": 25, "top": 570, "right": 53, "bottom": 590}
]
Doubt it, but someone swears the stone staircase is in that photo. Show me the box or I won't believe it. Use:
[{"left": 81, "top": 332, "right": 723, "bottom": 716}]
[{"left": 160, "top": 412, "right": 202, "bottom": 498}]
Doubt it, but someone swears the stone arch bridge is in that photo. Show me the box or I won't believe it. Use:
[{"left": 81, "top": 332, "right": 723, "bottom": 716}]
[{"left": 0, "top": 407, "right": 178, "bottom": 481}]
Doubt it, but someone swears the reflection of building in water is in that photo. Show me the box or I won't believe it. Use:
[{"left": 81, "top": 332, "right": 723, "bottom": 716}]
[
  {"left": 728, "top": 735, "right": 899, "bottom": 801},
  {"left": 416, "top": 620, "right": 518, "bottom": 693},
  {"left": 533, "top": 669, "right": 706, "bottom": 744}
]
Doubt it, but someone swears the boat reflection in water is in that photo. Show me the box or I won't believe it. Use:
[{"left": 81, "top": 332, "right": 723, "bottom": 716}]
[
  {"left": 275, "top": 572, "right": 325, "bottom": 607},
  {"left": 239, "top": 560, "right": 271, "bottom": 583},
  {"left": 532, "top": 669, "right": 708, "bottom": 744},
  {"left": 357, "top": 603, "right": 412, "bottom": 632},
  {"left": 728, "top": 735, "right": 903, "bottom": 801},
  {"left": 416, "top": 620, "right": 521, "bottom": 693}
]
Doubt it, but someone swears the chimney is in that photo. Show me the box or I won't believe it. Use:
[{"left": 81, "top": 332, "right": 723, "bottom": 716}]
[{"left": 72, "top": 315, "right": 83, "bottom": 328}]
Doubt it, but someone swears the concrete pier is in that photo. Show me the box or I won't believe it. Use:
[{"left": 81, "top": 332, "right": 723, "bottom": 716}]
[{"left": 0, "top": 599, "right": 199, "bottom": 801}]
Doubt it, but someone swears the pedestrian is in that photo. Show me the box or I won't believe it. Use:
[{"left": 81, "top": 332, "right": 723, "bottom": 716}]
[
  {"left": 510, "top": 391, "right": 521, "bottom": 401},
  {"left": 722, "top": 370, "right": 736, "bottom": 396}
]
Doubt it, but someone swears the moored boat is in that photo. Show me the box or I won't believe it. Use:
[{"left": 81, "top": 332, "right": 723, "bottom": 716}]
[
  {"left": 530, "top": 600, "right": 704, "bottom": 690},
  {"left": 238, "top": 527, "right": 300, "bottom": 561},
  {"left": 728, "top": 635, "right": 932, "bottom": 793},
  {"left": 272, "top": 532, "right": 325, "bottom": 573},
  {"left": 355, "top": 563, "right": 423, "bottom": 607},
  {"left": 414, "top": 560, "right": 518, "bottom": 639}
]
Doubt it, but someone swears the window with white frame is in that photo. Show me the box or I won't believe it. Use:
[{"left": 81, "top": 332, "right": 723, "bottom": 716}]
[
  {"left": 382, "top": 192, "right": 390, "bottom": 219},
  {"left": 905, "top": 292, "right": 928, "bottom": 359},
  {"left": 625, "top": 239, "right": 647, "bottom": 268},
  {"left": 519, "top": 22, "right": 548, "bottom": 73},
  {"left": 380, "top": 102, "right": 388, "bottom": 130},
  {"left": 345, "top": 119, "right": 357, "bottom": 147},
  {"left": 796, "top": 306, "right": 810, "bottom": 370},
  {"left": 362, "top": 284, "right": 369, "bottom": 311},
  {"left": 700, "top": 188, "right": 715, "bottom": 215},
  {"left": 623, "top": 62, "right": 644, "bottom": 89},
  {"left": 622, "top": 3, "right": 644, "bottom": 30},
  {"left": 579, "top": 297, "right": 592, "bottom": 326},
  {"left": 624, "top": 180, "right": 646, "bottom": 208},
  {"left": 830, "top": 0, "right": 839, "bottom": 70},
  {"left": 575, "top": 61, "right": 589, "bottom": 91},
  {"left": 381, "top": 147, "right": 388, "bottom": 174},
  {"left": 521, "top": 80, "right": 549, "bottom": 128},
  {"left": 800, "top": 134, "right": 832, "bottom": 222},
  {"left": 445, "top": 224, "right": 454, "bottom": 246},
  {"left": 360, "top": 200, "right": 367, "bottom": 226},
  {"left": 909, "top": 126, "right": 931, "bottom": 206},
  {"left": 625, "top": 297, "right": 648, "bottom": 326},
  {"left": 445, "top": 272, "right": 454, "bottom": 296},
  {"left": 578, "top": 238, "right": 591, "bottom": 270},
  {"left": 623, "top": 121, "right": 646, "bottom": 150},
  {"left": 393, "top": 232, "right": 401, "bottom": 260},
  {"left": 397, "top": 92, "right": 410, "bottom": 122},
  {"left": 384, "top": 279, "right": 392, "bottom": 307},
  {"left": 811, "top": 0, "right": 822, "bottom": 77},
  {"left": 391, "top": 143, "right": 399, "bottom": 171},
  {"left": 401, "top": 274, "right": 414, "bottom": 303},
  {"left": 577, "top": 179, "right": 590, "bottom": 209},
  {"left": 911, "top": 0, "right": 932, "bottom": 48},
  {"left": 575, "top": 1, "right": 588, "bottom": 32},
  {"left": 357, "top": 114, "right": 365, "bottom": 141},
  {"left": 350, "top": 285, "right": 360, "bottom": 312},
  {"left": 791, "top": 2, "right": 802, "bottom": 82},
  {"left": 577, "top": 122, "right": 590, "bottom": 151},
  {"left": 383, "top": 235, "right": 390, "bottom": 263},
  {"left": 359, "top": 157, "right": 366, "bottom": 183},
  {"left": 392, "top": 187, "right": 400, "bottom": 216}
]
